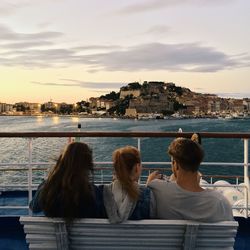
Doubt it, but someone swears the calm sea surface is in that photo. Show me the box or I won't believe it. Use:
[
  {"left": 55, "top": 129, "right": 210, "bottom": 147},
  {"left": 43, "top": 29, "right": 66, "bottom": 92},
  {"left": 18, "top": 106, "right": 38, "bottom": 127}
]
[{"left": 0, "top": 116, "right": 250, "bottom": 185}]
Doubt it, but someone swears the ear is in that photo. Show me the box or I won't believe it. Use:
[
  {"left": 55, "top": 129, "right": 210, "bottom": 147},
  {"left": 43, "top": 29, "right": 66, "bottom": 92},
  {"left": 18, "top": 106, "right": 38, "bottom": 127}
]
[
  {"left": 135, "top": 163, "right": 142, "bottom": 174},
  {"left": 172, "top": 160, "right": 179, "bottom": 178},
  {"left": 172, "top": 160, "right": 179, "bottom": 169},
  {"left": 132, "top": 163, "right": 142, "bottom": 182}
]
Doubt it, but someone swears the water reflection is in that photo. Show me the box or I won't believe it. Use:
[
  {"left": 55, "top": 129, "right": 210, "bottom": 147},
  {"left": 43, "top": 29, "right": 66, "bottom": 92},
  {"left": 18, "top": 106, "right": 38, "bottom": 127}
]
[
  {"left": 36, "top": 116, "right": 43, "bottom": 123},
  {"left": 52, "top": 116, "right": 59, "bottom": 124},
  {"left": 71, "top": 116, "right": 79, "bottom": 123}
]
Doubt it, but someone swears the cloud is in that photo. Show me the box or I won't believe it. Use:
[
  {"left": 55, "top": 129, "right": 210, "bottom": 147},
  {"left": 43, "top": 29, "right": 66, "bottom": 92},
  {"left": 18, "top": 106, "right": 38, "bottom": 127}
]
[
  {"left": 0, "top": 47, "right": 80, "bottom": 68},
  {"left": 143, "top": 25, "right": 170, "bottom": 36},
  {"left": 117, "top": 0, "right": 174, "bottom": 14},
  {"left": 0, "top": 23, "right": 248, "bottom": 72},
  {"left": 60, "top": 79, "right": 125, "bottom": 89},
  {"left": 83, "top": 43, "right": 250, "bottom": 73},
  {"left": 0, "top": 1, "right": 26, "bottom": 15},
  {"left": 0, "top": 0, "right": 64, "bottom": 15},
  {"left": 1, "top": 41, "right": 54, "bottom": 49},
  {"left": 0, "top": 24, "right": 63, "bottom": 41},
  {"left": 116, "top": 0, "right": 235, "bottom": 15},
  {"left": 31, "top": 79, "right": 124, "bottom": 90},
  {"left": 72, "top": 45, "right": 122, "bottom": 52},
  {"left": 31, "top": 81, "right": 80, "bottom": 87}
]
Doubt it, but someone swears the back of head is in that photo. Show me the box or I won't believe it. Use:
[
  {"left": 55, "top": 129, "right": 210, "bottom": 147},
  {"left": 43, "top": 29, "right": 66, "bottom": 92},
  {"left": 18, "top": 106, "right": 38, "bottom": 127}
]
[
  {"left": 60, "top": 142, "right": 93, "bottom": 177},
  {"left": 168, "top": 138, "right": 204, "bottom": 172},
  {"left": 41, "top": 142, "right": 94, "bottom": 219},
  {"left": 113, "top": 146, "right": 141, "bottom": 201}
]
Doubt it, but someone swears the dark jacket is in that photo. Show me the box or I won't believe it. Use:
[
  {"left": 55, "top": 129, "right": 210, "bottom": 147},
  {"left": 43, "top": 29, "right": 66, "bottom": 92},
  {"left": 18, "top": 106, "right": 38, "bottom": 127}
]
[
  {"left": 130, "top": 186, "right": 151, "bottom": 220},
  {"left": 29, "top": 180, "right": 106, "bottom": 218}
]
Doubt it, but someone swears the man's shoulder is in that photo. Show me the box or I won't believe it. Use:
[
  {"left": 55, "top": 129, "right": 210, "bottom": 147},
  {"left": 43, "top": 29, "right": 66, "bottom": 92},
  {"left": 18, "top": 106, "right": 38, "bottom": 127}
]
[
  {"left": 203, "top": 189, "right": 232, "bottom": 205},
  {"left": 204, "top": 188, "right": 226, "bottom": 198},
  {"left": 202, "top": 189, "right": 233, "bottom": 220}
]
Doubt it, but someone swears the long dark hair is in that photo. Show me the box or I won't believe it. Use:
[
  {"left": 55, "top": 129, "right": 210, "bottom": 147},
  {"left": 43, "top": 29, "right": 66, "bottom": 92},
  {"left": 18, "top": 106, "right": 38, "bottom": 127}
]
[
  {"left": 113, "top": 146, "right": 141, "bottom": 201},
  {"left": 40, "top": 142, "right": 94, "bottom": 219}
]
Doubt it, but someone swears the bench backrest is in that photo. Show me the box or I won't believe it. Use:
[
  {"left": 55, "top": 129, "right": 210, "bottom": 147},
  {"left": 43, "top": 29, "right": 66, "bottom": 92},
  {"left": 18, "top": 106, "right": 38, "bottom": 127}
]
[{"left": 20, "top": 217, "right": 238, "bottom": 250}]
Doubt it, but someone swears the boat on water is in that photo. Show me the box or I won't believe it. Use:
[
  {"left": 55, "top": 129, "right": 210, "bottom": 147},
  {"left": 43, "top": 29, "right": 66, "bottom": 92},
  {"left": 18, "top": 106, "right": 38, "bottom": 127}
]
[{"left": 0, "top": 131, "right": 250, "bottom": 249}]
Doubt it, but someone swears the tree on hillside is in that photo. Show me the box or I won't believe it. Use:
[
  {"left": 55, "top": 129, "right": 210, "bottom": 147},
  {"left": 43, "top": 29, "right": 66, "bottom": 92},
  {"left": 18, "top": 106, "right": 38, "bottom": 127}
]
[
  {"left": 108, "top": 95, "right": 133, "bottom": 115},
  {"left": 121, "top": 82, "right": 141, "bottom": 91},
  {"left": 77, "top": 100, "right": 90, "bottom": 107},
  {"left": 128, "top": 82, "right": 141, "bottom": 90},
  {"left": 173, "top": 101, "right": 186, "bottom": 111},
  {"left": 14, "top": 104, "right": 28, "bottom": 112},
  {"left": 76, "top": 100, "right": 90, "bottom": 113},
  {"left": 40, "top": 104, "right": 56, "bottom": 113},
  {"left": 100, "top": 91, "right": 120, "bottom": 100},
  {"left": 167, "top": 85, "right": 183, "bottom": 95},
  {"left": 59, "top": 104, "right": 73, "bottom": 114}
]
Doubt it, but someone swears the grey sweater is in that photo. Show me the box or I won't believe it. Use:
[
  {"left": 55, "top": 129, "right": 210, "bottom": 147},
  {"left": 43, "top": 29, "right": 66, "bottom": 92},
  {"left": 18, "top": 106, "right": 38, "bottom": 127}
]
[
  {"left": 103, "top": 181, "right": 137, "bottom": 224},
  {"left": 148, "top": 179, "right": 234, "bottom": 222}
]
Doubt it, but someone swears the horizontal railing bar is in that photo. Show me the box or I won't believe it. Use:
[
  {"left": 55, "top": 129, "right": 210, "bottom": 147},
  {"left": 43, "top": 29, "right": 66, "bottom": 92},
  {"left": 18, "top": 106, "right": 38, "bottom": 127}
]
[
  {"left": 6, "top": 205, "right": 250, "bottom": 212},
  {"left": 202, "top": 162, "right": 248, "bottom": 166},
  {"left": 0, "top": 185, "right": 37, "bottom": 188},
  {"left": 0, "top": 206, "right": 28, "bottom": 209},
  {"left": 0, "top": 175, "right": 245, "bottom": 183},
  {"left": 201, "top": 184, "right": 247, "bottom": 188},
  {"left": 0, "top": 206, "right": 248, "bottom": 210},
  {"left": 0, "top": 164, "right": 248, "bottom": 172},
  {"left": 202, "top": 175, "right": 244, "bottom": 179},
  {"left": 1, "top": 131, "right": 250, "bottom": 138},
  {"left": 0, "top": 162, "right": 249, "bottom": 167},
  {"left": 0, "top": 163, "right": 53, "bottom": 166},
  {"left": 232, "top": 207, "right": 249, "bottom": 209},
  {"left": 0, "top": 168, "right": 48, "bottom": 171}
]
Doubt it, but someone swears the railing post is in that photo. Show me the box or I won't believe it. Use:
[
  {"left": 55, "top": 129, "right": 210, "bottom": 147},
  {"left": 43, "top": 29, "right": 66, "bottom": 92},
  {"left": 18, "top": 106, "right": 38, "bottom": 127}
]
[
  {"left": 244, "top": 139, "right": 249, "bottom": 191},
  {"left": 244, "top": 139, "right": 249, "bottom": 217},
  {"left": 137, "top": 138, "right": 141, "bottom": 184},
  {"left": 137, "top": 138, "right": 141, "bottom": 151},
  {"left": 28, "top": 138, "right": 33, "bottom": 215}
]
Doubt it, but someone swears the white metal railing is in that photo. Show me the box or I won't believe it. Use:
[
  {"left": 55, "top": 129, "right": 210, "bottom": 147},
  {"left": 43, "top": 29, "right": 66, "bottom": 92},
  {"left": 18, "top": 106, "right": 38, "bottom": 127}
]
[{"left": 0, "top": 132, "right": 250, "bottom": 217}]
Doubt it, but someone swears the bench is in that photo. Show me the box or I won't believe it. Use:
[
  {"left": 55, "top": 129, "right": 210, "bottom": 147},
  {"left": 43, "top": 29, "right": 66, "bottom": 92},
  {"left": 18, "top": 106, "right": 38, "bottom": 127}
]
[{"left": 20, "top": 217, "right": 238, "bottom": 250}]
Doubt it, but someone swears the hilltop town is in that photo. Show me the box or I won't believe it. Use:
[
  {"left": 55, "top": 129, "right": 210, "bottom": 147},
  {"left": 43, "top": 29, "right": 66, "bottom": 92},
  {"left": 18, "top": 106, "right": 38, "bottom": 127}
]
[{"left": 1, "top": 81, "right": 250, "bottom": 119}]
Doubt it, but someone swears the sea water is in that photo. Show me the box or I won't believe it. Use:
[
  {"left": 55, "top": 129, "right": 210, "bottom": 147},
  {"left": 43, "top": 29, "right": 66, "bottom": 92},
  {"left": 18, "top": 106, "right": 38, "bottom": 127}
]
[{"left": 0, "top": 116, "right": 250, "bottom": 185}]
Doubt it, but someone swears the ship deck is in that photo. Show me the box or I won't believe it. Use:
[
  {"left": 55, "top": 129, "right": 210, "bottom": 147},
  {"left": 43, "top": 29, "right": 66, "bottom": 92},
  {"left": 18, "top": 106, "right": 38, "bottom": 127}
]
[{"left": 1, "top": 131, "right": 250, "bottom": 249}]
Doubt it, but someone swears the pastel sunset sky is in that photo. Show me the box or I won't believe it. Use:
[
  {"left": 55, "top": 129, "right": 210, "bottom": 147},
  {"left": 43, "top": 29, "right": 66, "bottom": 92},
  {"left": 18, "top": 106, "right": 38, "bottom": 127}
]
[{"left": 0, "top": 0, "right": 250, "bottom": 103}]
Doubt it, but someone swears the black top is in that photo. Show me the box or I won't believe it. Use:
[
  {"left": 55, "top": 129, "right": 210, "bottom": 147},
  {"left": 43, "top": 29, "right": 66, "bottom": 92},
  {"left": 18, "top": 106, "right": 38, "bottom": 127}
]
[{"left": 29, "top": 181, "right": 106, "bottom": 218}]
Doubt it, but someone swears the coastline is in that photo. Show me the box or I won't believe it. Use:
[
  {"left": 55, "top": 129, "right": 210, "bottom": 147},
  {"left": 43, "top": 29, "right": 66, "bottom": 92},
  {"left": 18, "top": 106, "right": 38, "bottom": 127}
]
[{"left": 0, "top": 113, "right": 249, "bottom": 120}]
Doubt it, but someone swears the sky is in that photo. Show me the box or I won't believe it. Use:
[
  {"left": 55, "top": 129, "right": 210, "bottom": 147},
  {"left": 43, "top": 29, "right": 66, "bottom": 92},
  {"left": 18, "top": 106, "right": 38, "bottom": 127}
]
[{"left": 0, "top": 0, "right": 250, "bottom": 104}]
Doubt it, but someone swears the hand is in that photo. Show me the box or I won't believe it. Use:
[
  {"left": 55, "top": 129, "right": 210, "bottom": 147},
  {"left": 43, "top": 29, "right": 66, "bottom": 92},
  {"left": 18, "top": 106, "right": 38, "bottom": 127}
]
[
  {"left": 169, "top": 173, "right": 176, "bottom": 182},
  {"left": 146, "top": 171, "right": 163, "bottom": 185}
]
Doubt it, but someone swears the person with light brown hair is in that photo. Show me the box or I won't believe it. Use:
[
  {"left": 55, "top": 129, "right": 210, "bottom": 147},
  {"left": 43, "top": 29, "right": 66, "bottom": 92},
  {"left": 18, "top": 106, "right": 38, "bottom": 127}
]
[
  {"left": 103, "top": 146, "right": 155, "bottom": 223},
  {"left": 147, "top": 137, "right": 233, "bottom": 222},
  {"left": 29, "top": 142, "right": 105, "bottom": 221}
]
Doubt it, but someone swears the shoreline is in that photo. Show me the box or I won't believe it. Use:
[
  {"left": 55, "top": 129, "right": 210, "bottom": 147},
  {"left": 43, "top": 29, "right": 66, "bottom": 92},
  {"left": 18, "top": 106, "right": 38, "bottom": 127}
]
[{"left": 0, "top": 113, "right": 249, "bottom": 120}]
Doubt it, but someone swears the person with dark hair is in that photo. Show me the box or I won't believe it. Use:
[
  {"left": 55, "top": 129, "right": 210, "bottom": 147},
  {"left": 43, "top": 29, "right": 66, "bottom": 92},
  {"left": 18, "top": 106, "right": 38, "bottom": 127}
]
[
  {"left": 29, "top": 142, "right": 105, "bottom": 220},
  {"left": 102, "top": 146, "right": 155, "bottom": 224},
  {"left": 147, "top": 137, "right": 233, "bottom": 222}
]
